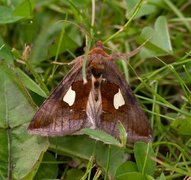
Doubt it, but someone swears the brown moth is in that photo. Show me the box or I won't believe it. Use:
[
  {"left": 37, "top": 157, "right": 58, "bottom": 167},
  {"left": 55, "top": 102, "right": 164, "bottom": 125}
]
[{"left": 28, "top": 41, "right": 152, "bottom": 142}]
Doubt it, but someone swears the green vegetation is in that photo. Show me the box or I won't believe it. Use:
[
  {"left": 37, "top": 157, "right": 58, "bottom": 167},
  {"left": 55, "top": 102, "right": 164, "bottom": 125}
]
[{"left": 0, "top": 0, "right": 191, "bottom": 179}]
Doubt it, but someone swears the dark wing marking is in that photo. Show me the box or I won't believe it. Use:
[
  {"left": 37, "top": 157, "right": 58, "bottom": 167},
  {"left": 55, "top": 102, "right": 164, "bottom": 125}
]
[
  {"left": 99, "top": 61, "right": 152, "bottom": 142},
  {"left": 28, "top": 56, "right": 92, "bottom": 136}
]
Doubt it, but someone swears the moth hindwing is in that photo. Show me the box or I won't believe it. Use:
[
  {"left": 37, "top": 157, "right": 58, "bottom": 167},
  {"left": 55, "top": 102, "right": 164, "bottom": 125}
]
[{"left": 28, "top": 41, "right": 152, "bottom": 142}]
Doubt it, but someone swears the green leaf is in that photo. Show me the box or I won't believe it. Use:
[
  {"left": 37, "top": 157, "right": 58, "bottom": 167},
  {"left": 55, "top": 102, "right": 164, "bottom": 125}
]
[
  {"left": 95, "top": 142, "right": 125, "bottom": 178},
  {"left": 49, "top": 135, "right": 125, "bottom": 178},
  {"left": 30, "top": 21, "right": 81, "bottom": 65},
  {"left": 23, "top": 150, "right": 44, "bottom": 180},
  {"left": 47, "top": 33, "right": 80, "bottom": 60},
  {"left": 125, "top": 0, "right": 163, "bottom": 19},
  {"left": 140, "top": 16, "right": 172, "bottom": 58},
  {"left": 134, "top": 142, "right": 156, "bottom": 176},
  {"left": 13, "top": 0, "right": 33, "bottom": 18},
  {"left": 0, "top": 63, "right": 34, "bottom": 128},
  {"left": 0, "top": 36, "right": 14, "bottom": 63},
  {"left": 171, "top": 118, "right": 191, "bottom": 136},
  {"left": 16, "top": 68, "right": 47, "bottom": 98},
  {"left": 11, "top": 125, "right": 48, "bottom": 179},
  {"left": 116, "top": 161, "right": 154, "bottom": 180},
  {"left": 118, "top": 122, "right": 127, "bottom": 147},
  {"left": 116, "top": 171, "right": 147, "bottom": 180},
  {"left": 34, "top": 152, "right": 58, "bottom": 179},
  {"left": 116, "top": 161, "right": 138, "bottom": 176},
  {"left": 157, "top": 172, "right": 166, "bottom": 180},
  {"left": 0, "top": 6, "right": 22, "bottom": 24},
  {"left": 81, "top": 128, "right": 121, "bottom": 146},
  {"left": 66, "top": 169, "right": 84, "bottom": 180},
  {"left": 0, "top": 129, "right": 8, "bottom": 179},
  {"left": 0, "top": 62, "right": 49, "bottom": 179}
]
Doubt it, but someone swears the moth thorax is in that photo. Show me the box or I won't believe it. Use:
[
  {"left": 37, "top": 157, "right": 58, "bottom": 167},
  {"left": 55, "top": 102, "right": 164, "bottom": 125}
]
[
  {"left": 92, "top": 75, "right": 102, "bottom": 102},
  {"left": 90, "top": 61, "right": 104, "bottom": 78},
  {"left": 85, "top": 75, "right": 102, "bottom": 129}
]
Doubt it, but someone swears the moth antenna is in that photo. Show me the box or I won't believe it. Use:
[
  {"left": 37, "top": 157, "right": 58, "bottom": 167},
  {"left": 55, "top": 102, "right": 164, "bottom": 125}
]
[{"left": 110, "top": 37, "right": 151, "bottom": 61}]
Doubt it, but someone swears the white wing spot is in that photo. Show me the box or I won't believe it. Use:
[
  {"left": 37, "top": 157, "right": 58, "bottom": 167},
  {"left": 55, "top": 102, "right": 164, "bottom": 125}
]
[
  {"left": 113, "top": 89, "right": 125, "bottom": 109},
  {"left": 63, "top": 86, "right": 76, "bottom": 106}
]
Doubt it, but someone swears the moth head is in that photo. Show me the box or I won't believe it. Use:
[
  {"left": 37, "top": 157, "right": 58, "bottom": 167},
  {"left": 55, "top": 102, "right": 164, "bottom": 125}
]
[{"left": 95, "top": 41, "right": 103, "bottom": 48}]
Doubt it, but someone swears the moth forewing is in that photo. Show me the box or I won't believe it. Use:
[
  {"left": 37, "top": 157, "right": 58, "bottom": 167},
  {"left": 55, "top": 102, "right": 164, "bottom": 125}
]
[
  {"left": 97, "top": 58, "right": 152, "bottom": 142},
  {"left": 27, "top": 56, "right": 89, "bottom": 136}
]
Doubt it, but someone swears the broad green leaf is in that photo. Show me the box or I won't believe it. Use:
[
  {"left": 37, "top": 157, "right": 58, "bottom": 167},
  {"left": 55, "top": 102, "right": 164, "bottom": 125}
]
[
  {"left": 49, "top": 135, "right": 125, "bottom": 178},
  {"left": 16, "top": 68, "right": 47, "bottom": 98},
  {"left": 0, "top": 62, "right": 49, "bottom": 179},
  {"left": 134, "top": 142, "right": 156, "bottom": 176},
  {"left": 0, "top": 63, "right": 34, "bottom": 128},
  {"left": 140, "top": 16, "right": 172, "bottom": 58},
  {"left": 116, "top": 171, "right": 147, "bottom": 180},
  {"left": 115, "top": 161, "right": 138, "bottom": 177},
  {"left": 13, "top": 0, "right": 33, "bottom": 18},
  {"left": 11, "top": 125, "right": 48, "bottom": 179},
  {"left": 0, "top": 6, "right": 22, "bottom": 24},
  {"left": 29, "top": 21, "right": 65, "bottom": 64},
  {"left": 95, "top": 141, "right": 125, "bottom": 178},
  {"left": 49, "top": 136, "right": 96, "bottom": 160},
  {"left": 0, "top": 129, "right": 7, "bottom": 179},
  {"left": 171, "top": 118, "right": 191, "bottom": 136},
  {"left": 23, "top": 151, "right": 44, "bottom": 180},
  {"left": 66, "top": 169, "right": 84, "bottom": 180},
  {"left": 0, "top": 36, "right": 14, "bottom": 63},
  {"left": 125, "top": 0, "right": 163, "bottom": 19},
  {"left": 157, "top": 172, "right": 166, "bottom": 180},
  {"left": 81, "top": 128, "right": 121, "bottom": 146},
  {"left": 47, "top": 30, "right": 81, "bottom": 59},
  {"left": 30, "top": 21, "right": 80, "bottom": 65},
  {"left": 115, "top": 161, "right": 154, "bottom": 180},
  {"left": 34, "top": 152, "right": 58, "bottom": 179}
]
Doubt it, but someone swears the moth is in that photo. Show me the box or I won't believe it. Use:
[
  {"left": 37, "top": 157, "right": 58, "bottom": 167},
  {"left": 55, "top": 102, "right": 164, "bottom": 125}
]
[{"left": 28, "top": 41, "right": 152, "bottom": 142}]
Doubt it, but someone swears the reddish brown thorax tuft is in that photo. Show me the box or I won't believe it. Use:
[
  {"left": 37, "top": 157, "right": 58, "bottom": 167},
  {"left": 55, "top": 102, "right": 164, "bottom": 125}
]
[{"left": 89, "top": 41, "right": 109, "bottom": 57}]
